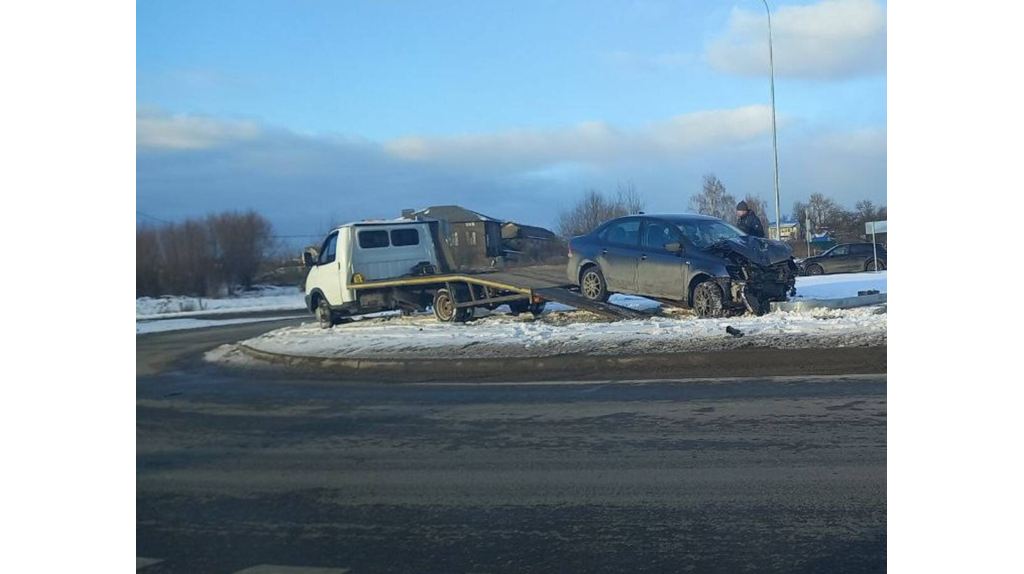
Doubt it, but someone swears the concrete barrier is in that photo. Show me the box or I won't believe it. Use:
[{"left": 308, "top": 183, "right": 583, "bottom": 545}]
[{"left": 771, "top": 293, "right": 887, "bottom": 313}]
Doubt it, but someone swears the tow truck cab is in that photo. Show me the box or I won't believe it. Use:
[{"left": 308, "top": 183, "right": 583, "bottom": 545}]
[{"left": 303, "top": 220, "right": 450, "bottom": 318}]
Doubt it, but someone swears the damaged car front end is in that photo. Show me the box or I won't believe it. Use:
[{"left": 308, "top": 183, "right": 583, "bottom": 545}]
[{"left": 709, "top": 237, "right": 798, "bottom": 315}]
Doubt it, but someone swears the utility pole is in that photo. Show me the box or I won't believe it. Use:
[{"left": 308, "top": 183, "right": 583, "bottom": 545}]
[{"left": 761, "top": 0, "right": 782, "bottom": 242}]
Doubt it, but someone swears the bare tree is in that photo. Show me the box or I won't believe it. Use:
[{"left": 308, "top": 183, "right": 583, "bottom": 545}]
[
  {"left": 791, "top": 195, "right": 886, "bottom": 244},
  {"left": 208, "top": 210, "right": 274, "bottom": 290},
  {"left": 616, "top": 181, "right": 644, "bottom": 215},
  {"left": 136, "top": 210, "right": 277, "bottom": 297},
  {"left": 688, "top": 174, "right": 736, "bottom": 221},
  {"left": 557, "top": 187, "right": 646, "bottom": 238},
  {"left": 136, "top": 226, "right": 161, "bottom": 297}
]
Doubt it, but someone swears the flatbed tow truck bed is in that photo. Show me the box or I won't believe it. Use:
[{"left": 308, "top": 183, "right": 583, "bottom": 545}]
[{"left": 350, "top": 264, "right": 647, "bottom": 320}]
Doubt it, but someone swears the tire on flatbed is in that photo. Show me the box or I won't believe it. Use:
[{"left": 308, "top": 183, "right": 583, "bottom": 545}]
[
  {"left": 508, "top": 300, "right": 547, "bottom": 317},
  {"left": 433, "top": 288, "right": 471, "bottom": 323}
]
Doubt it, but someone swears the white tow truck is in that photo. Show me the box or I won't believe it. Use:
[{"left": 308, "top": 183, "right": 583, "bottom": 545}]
[{"left": 302, "top": 219, "right": 644, "bottom": 328}]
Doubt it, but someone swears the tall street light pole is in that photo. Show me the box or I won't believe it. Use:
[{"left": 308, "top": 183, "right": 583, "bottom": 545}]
[{"left": 762, "top": 0, "right": 781, "bottom": 241}]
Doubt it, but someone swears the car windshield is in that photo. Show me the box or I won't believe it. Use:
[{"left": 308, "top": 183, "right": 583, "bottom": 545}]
[{"left": 675, "top": 219, "right": 747, "bottom": 249}]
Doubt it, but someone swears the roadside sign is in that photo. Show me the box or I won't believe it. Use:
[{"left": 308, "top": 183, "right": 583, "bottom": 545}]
[
  {"left": 865, "top": 220, "right": 886, "bottom": 273},
  {"left": 865, "top": 220, "right": 887, "bottom": 234}
]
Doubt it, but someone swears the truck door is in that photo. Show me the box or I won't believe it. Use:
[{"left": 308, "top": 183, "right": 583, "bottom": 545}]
[
  {"left": 596, "top": 218, "right": 641, "bottom": 293},
  {"left": 311, "top": 231, "right": 345, "bottom": 305},
  {"left": 637, "top": 218, "right": 687, "bottom": 299}
]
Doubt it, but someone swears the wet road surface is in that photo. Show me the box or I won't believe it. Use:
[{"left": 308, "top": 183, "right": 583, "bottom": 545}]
[{"left": 137, "top": 322, "right": 886, "bottom": 573}]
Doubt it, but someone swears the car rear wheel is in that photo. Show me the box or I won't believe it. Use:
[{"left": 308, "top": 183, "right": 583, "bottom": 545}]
[
  {"left": 806, "top": 263, "right": 824, "bottom": 276},
  {"left": 433, "top": 288, "right": 471, "bottom": 323},
  {"left": 580, "top": 266, "right": 609, "bottom": 302},
  {"left": 692, "top": 281, "right": 726, "bottom": 318}
]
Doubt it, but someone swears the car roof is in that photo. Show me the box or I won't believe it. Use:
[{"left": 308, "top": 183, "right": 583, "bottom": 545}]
[
  {"left": 336, "top": 219, "right": 435, "bottom": 230},
  {"left": 604, "top": 213, "right": 723, "bottom": 224}
]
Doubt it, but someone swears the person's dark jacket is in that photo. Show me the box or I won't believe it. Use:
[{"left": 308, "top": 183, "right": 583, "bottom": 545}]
[{"left": 737, "top": 211, "right": 765, "bottom": 238}]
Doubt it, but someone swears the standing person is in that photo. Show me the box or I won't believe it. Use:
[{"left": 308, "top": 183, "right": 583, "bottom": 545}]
[{"left": 735, "top": 201, "right": 765, "bottom": 238}]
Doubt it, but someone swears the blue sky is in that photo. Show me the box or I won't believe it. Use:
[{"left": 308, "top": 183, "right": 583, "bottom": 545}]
[{"left": 137, "top": 0, "right": 886, "bottom": 236}]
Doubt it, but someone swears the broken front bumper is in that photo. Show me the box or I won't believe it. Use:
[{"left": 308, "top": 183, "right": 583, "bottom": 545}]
[{"left": 721, "top": 260, "right": 798, "bottom": 314}]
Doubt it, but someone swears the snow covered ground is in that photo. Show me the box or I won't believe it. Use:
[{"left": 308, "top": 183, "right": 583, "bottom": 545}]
[
  {"left": 214, "top": 270, "right": 889, "bottom": 361},
  {"left": 237, "top": 303, "right": 886, "bottom": 360},
  {"left": 136, "top": 285, "right": 305, "bottom": 319}
]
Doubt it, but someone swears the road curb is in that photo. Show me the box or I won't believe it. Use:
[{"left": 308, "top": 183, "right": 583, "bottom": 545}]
[
  {"left": 235, "top": 342, "right": 887, "bottom": 383},
  {"left": 772, "top": 293, "right": 887, "bottom": 312}
]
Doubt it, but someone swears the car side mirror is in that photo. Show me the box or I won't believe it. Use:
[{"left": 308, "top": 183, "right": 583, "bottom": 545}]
[
  {"left": 302, "top": 249, "right": 317, "bottom": 268},
  {"left": 664, "top": 242, "right": 684, "bottom": 254}
]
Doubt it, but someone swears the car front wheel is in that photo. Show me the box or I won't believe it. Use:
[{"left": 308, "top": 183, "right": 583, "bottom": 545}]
[
  {"left": 692, "top": 281, "right": 726, "bottom": 318},
  {"left": 805, "top": 263, "right": 824, "bottom": 276},
  {"left": 864, "top": 259, "right": 886, "bottom": 271}
]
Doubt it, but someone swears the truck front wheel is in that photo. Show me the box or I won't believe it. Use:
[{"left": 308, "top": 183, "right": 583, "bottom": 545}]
[
  {"left": 316, "top": 298, "right": 335, "bottom": 329},
  {"left": 433, "top": 289, "right": 471, "bottom": 323}
]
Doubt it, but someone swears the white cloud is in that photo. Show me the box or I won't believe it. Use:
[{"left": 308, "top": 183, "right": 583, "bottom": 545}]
[
  {"left": 384, "top": 105, "right": 774, "bottom": 168},
  {"left": 137, "top": 108, "right": 261, "bottom": 150},
  {"left": 706, "top": 0, "right": 886, "bottom": 79}
]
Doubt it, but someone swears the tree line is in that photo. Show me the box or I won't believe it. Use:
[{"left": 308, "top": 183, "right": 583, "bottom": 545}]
[
  {"left": 556, "top": 174, "right": 885, "bottom": 243},
  {"left": 137, "top": 210, "right": 275, "bottom": 297}
]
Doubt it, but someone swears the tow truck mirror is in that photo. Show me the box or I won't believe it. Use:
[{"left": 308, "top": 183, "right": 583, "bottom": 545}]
[{"left": 665, "top": 242, "right": 683, "bottom": 254}]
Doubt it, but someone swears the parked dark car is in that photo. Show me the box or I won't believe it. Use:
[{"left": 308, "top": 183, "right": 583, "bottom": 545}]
[
  {"left": 799, "top": 243, "right": 886, "bottom": 276},
  {"left": 566, "top": 214, "right": 797, "bottom": 317}
]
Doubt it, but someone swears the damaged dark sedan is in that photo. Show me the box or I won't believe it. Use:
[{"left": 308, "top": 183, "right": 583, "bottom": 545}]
[{"left": 567, "top": 214, "right": 798, "bottom": 317}]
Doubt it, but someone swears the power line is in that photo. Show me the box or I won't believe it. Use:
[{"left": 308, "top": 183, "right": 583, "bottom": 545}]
[
  {"left": 136, "top": 210, "right": 320, "bottom": 239},
  {"left": 136, "top": 210, "right": 172, "bottom": 224}
]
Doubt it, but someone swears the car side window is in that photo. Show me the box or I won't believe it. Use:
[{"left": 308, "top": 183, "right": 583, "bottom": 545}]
[
  {"left": 642, "top": 220, "right": 682, "bottom": 250},
  {"left": 852, "top": 244, "right": 872, "bottom": 255},
  {"left": 318, "top": 232, "right": 338, "bottom": 265},
  {"left": 599, "top": 219, "right": 641, "bottom": 247},
  {"left": 832, "top": 245, "right": 850, "bottom": 256}
]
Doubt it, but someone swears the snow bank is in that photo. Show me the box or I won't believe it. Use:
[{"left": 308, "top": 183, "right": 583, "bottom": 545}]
[
  {"left": 136, "top": 285, "right": 305, "bottom": 318},
  {"left": 794, "top": 271, "right": 886, "bottom": 300},
  {"left": 239, "top": 304, "right": 886, "bottom": 361}
]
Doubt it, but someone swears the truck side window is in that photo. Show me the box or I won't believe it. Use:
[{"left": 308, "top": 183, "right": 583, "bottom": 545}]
[
  {"left": 318, "top": 233, "right": 337, "bottom": 265},
  {"left": 358, "top": 230, "right": 390, "bottom": 249},
  {"left": 390, "top": 228, "right": 419, "bottom": 247}
]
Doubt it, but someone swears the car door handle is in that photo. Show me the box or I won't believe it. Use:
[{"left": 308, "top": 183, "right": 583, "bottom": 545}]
[
  {"left": 640, "top": 254, "right": 648, "bottom": 260},
  {"left": 601, "top": 248, "right": 608, "bottom": 255}
]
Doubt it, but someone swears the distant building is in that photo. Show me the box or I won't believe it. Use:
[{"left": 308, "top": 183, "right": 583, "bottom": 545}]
[
  {"left": 767, "top": 220, "right": 800, "bottom": 241},
  {"left": 404, "top": 205, "right": 504, "bottom": 269}
]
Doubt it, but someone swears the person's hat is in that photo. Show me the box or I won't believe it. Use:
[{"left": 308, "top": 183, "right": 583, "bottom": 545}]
[{"left": 736, "top": 201, "right": 748, "bottom": 211}]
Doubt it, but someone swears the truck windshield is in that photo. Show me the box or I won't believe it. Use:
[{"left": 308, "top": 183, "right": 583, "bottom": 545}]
[{"left": 675, "top": 220, "right": 747, "bottom": 249}]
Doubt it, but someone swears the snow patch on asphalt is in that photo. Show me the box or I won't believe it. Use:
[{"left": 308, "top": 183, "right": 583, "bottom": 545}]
[
  {"left": 136, "top": 285, "right": 305, "bottom": 318},
  {"left": 137, "top": 315, "right": 304, "bottom": 335}
]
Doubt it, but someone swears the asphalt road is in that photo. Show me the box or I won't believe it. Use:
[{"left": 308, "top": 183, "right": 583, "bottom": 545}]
[{"left": 137, "top": 321, "right": 886, "bottom": 574}]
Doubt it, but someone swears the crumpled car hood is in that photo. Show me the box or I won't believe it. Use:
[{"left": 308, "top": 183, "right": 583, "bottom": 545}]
[{"left": 708, "top": 236, "right": 794, "bottom": 267}]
